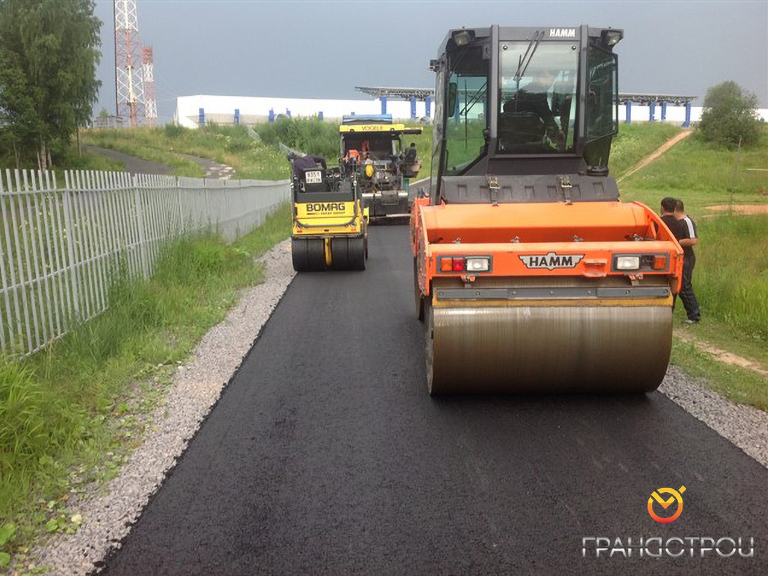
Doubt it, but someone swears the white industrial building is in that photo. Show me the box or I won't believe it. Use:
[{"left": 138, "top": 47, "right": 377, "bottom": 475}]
[
  {"left": 174, "top": 95, "right": 431, "bottom": 128},
  {"left": 173, "top": 94, "right": 768, "bottom": 129}
]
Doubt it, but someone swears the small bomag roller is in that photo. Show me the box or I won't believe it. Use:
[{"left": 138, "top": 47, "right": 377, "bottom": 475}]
[
  {"left": 411, "top": 25, "right": 684, "bottom": 394},
  {"left": 291, "top": 159, "right": 369, "bottom": 272}
]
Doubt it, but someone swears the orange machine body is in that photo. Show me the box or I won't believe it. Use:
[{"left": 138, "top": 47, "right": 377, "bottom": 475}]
[{"left": 411, "top": 199, "right": 684, "bottom": 298}]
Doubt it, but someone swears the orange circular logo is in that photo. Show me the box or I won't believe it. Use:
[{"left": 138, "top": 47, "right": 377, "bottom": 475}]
[{"left": 647, "top": 486, "right": 686, "bottom": 523}]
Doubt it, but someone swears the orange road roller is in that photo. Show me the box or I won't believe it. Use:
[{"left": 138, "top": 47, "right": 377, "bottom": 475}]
[{"left": 411, "top": 25, "right": 683, "bottom": 394}]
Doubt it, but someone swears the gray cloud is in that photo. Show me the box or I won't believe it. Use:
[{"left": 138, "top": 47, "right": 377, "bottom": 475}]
[{"left": 94, "top": 0, "right": 768, "bottom": 121}]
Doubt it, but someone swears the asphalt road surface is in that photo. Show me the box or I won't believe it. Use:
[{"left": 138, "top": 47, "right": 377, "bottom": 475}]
[{"left": 102, "top": 226, "right": 768, "bottom": 575}]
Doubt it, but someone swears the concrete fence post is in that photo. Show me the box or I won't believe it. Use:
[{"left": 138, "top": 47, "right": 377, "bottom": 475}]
[
  {"left": 62, "top": 173, "right": 80, "bottom": 318},
  {"left": 133, "top": 174, "right": 149, "bottom": 278},
  {"left": 176, "top": 177, "right": 184, "bottom": 233}
]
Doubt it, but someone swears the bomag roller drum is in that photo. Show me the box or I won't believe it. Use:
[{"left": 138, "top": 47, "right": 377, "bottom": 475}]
[
  {"left": 330, "top": 236, "right": 366, "bottom": 271},
  {"left": 412, "top": 25, "right": 683, "bottom": 395},
  {"left": 291, "top": 237, "right": 326, "bottom": 272}
]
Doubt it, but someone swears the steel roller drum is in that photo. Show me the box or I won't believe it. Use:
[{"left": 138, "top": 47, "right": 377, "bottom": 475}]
[{"left": 425, "top": 303, "right": 672, "bottom": 394}]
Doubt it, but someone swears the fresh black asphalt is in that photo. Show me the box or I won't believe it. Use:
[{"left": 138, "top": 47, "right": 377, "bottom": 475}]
[{"left": 102, "top": 225, "right": 768, "bottom": 575}]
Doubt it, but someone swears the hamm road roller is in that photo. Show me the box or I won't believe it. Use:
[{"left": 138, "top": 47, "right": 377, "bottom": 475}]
[
  {"left": 411, "top": 25, "right": 684, "bottom": 394},
  {"left": 291, "top": 154, "right": 368, "bottom": 271}
]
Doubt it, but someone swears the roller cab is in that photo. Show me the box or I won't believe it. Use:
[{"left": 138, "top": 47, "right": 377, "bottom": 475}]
[
  {"left": 291, "top": 161, "right": 369, "bottom": 271},
  {"left": 412, "top": 25, "right": 684, "bottom": 394}
]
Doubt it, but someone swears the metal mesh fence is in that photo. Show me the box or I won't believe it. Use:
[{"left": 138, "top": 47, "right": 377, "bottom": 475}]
[{"left": 0, "top": 169, "right": 289, "bottom": 357}]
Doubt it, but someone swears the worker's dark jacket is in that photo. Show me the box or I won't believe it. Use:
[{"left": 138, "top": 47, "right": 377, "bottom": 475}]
[
  {"left": 662, "top": 213, "right": 700, "bottom": 321},
  {"left": 661, "top": 214, "right": 684, "bottom": 242},
  {"left": 678, "top": 215, "right": 698, "bottom": 258},
  {"left": 292, "top": 155, "right": 327, "bottom": 180}
]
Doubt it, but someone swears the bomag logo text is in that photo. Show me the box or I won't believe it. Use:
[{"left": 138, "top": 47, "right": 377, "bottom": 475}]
[
  {"left": 549, "top": 28, "right": 576, "bottom": 38},
  {"left": 519, "top": 252, "right": 584, "bottom": 270},
  {"left": 306, "top": 203, "right": 346, "bottom": 212}
]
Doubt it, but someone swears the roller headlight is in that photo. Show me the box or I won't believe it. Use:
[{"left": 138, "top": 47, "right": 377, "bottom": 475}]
[
  {"left": 465, "top": 257, "right": 491, "bottom": 272},
  {"left": 615, "top": 256, "right": 641, "bottom": 270}
]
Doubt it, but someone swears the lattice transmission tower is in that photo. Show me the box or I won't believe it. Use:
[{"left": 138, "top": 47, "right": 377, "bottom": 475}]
[
  {"left": 114, "top": 0, "right": 145, "bottom": 126},
  {"left": 142, "top": 46, "right": 158, "bottom": 126}
]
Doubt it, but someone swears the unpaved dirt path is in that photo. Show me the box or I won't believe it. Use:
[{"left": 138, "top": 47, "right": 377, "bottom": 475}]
[
  {"left": 617, "top": 130, "right": 693, "bottom": 183},
  {"left": 674, "top": 329, "right": 768, "bottom": 378},
  {"left": 85, "top": 145, "right": 172, "bottom": 176},
  {"left": 705, "top": 204, "right": 768, "bottom": 215},
  {"left": 177, "top": 153, "right": 236, "bottom": 180}
]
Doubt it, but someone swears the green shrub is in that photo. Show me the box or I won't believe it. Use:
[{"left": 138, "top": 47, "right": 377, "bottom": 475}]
[
  {"left": 697, "top": 81, "right": 762, "bottom": 147},
  {"left": 164, "top": 123, "right": 187, "bottom": 139}
]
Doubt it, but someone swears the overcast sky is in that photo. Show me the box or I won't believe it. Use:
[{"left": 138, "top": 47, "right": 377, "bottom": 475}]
[{"left": 93, "top": 0, "right": 768, "bottom": 122}]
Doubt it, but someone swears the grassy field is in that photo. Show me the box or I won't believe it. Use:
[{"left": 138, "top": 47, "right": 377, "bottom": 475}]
[
  {"left": 0, "top": 204, "right": 290, "bottom": 566},
  {"left": 614, "top": 125, "right": 768, "bottom": 409},
  {"left": 83, "top": 121, "right": 436, "bottom": 184},
  {"left": 609, "top": 122, "right": 682, "bottom": 178},
  {"left": 83, "top": 124, "right": 290, "bottom": 180},
  {"left": 620, "top": 127, "right": 768, "bottom": 213}
]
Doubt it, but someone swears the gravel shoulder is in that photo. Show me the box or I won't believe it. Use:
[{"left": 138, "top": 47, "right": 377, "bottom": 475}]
[
  {"left": 660, "top": 366, "right": 768, "bottom": 468},
  {"left": 23, "top": 241, "right": 295, "bottom": 576}
]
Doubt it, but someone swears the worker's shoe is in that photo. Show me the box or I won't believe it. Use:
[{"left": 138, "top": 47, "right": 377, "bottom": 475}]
[{"left": 684, "top": 319, "right": 700, "bottom": 325}]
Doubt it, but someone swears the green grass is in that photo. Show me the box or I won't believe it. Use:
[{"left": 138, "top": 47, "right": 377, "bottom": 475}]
[
  {"left": 611, "top": 124, "right": 768, "bottom": 409},
  {"left": 255, "top": 117, "right": 340, "bottom": 161},
  {"left": 0, "top": 203, "right": 290, "bottom": 566},
  {"left": 609, "top": 122, "right": 682, "bottom": 178},
  {"left": 693, "top": 215, "right": 768, "bottom": 341},
  {"left": 671, "top": 337, "right": 768, "bottom": 411},
  {"left": 83, "top": 124, "right": 291, "bottom": 180},
  {"left": 59, "top": 148, "right": 125, "bottom": 172},
  {"left": 620, "top": 126, "right": 768, "bottom": 214},
  {"left": 83, "top": 121, "right": 436, "bottom": 185}
]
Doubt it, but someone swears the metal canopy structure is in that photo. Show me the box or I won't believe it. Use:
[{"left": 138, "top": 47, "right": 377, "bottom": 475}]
[
  {"left": 358, "top": 87, "right": 696, "bottom": 106},
  {"left": 355, "top": 87, "right": 435, "bottom": 100},
  {"left": 619, "top": 93, "right": 696, "bottom": 105}
]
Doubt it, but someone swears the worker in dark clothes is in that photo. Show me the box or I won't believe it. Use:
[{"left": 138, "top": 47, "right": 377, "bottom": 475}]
[
  {"left": 286, "top": 152, "right": 327, "bottom": 180},
  {"left": 660, "top": 197, "right": 701, "bottom": 324},
  {"left": 675, "top": 199, "right": 701, "bottom": 324}
]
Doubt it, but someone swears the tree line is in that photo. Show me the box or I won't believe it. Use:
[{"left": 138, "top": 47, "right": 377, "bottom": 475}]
[{"left": 0, "top": 0, "right": 101, "bottom": 170}]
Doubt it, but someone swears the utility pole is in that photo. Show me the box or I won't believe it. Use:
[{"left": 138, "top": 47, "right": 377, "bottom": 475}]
[{"left": 115, "top": 0, "right": 145, "bottom": 127}]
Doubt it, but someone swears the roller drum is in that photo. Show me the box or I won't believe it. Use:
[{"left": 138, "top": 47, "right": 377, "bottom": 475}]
[
  {"left": 292, "top": 238, "right": 326, "bottom": 272},
  {"left": 425, "top": 303, "right": 672, "bottom": 394},
  {"left": 331, "top": 236, "right": 366, "bottom": 271}
]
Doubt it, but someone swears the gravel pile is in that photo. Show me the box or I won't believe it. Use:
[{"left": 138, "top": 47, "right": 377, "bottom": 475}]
[
  {"left": 22, "top": 242, "right": 767, "bottom": 574},
  {"left": 660, "top": 366, "right": 768, "bottom": 469},
  {"left": 26, "top": 241, "right": 295, "bottom": 576}
]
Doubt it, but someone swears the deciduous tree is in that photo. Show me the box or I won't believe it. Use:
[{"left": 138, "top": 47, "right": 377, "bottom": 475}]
[
  {"left": 698, "top": 81, "right": 761, "bottom": 147},
  {"left": 0, "top": 0, "right": 101, "bottom": 169}
]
